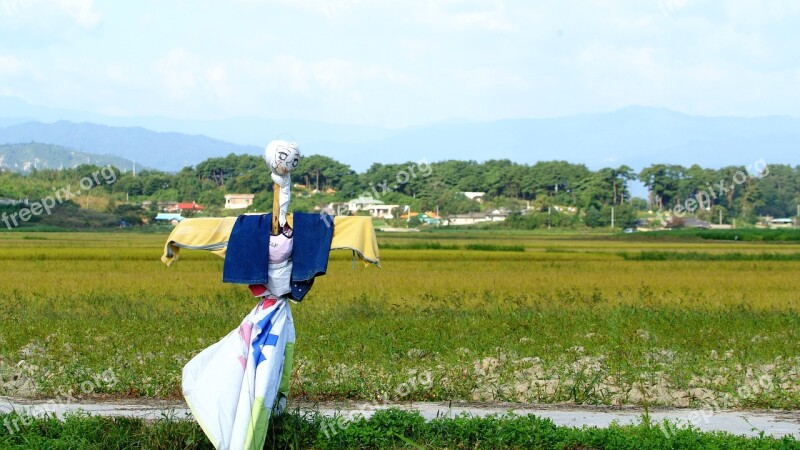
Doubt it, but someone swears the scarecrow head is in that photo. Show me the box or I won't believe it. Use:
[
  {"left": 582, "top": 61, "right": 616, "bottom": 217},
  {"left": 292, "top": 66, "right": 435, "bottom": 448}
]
[{"left": 264, "top": 140, "right": 301, "bottom": 176}]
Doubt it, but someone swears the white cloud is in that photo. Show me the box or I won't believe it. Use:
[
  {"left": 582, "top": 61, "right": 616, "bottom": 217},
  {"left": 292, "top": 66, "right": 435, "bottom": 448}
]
[
  {"left": 0, "top": 54, "right": 22, "bottom": 75},
  {"left": 420, "top": 1, "right": 518, "bottom": 32},
  {"left": 0, "top": 0, "right": 101, "bottom": 31},
  {"left": 447, "top": 10, "right": 518, "bottom": 32},
  {"left": 139, "top": 47, "right": 421, "bottom": 121},
  {"left": 3, "top": 0, "right": 800, "bottom": 124},
  {"left": 53, "top": 0, "right": 101, "bottom": 27}
]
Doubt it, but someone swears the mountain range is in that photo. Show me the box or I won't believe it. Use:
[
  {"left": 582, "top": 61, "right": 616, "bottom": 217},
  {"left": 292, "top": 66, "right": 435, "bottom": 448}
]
[
  {"left": 0, "top": 120, "right": 260, "bottom": 171},
  {"left": 0, "top": 143, "right": 138, "bottom": 173},
  {"left": 0, "top": 96, "right": 798, "bottom": 175}
]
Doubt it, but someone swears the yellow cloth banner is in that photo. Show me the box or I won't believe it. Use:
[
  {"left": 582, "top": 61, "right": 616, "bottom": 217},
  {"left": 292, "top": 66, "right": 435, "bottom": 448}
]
[{"left": 161, "top": 215, "right": 380, "bottom": 268}]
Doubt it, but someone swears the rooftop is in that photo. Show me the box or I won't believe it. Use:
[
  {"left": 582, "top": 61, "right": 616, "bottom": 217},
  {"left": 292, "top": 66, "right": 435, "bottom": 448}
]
[
  {"left": 348, "top": 196, "right": 384, "bottom": 205},
  {"left": 155, "top": 213, "right": 185, "bottom": 222}
]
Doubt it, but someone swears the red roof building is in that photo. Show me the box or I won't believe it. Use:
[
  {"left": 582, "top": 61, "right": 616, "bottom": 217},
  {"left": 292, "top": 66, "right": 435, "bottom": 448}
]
[{"left": 176, "top": 202, "right": 205, "bottom": 212}]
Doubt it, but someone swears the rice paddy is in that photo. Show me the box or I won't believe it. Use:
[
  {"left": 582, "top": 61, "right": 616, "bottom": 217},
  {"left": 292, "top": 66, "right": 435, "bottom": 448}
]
[{"left": 0, "top": 229, "right": 798, "bottom": 415}]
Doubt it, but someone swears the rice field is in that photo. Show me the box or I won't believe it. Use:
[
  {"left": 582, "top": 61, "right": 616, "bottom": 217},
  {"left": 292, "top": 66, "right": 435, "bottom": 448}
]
[{"left": 0, "top": 230, "right": 799, "bottom": 412}]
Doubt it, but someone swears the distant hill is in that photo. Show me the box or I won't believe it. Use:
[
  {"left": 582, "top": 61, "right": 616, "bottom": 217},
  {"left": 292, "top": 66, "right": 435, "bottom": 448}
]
[
  {"left": 0, "top": 95, "right": 394, "bottom": 147},
  {"left": 0, "top": 121, "right": 261, "bottom": 171},
  {"left": 332, "top": 106, "right": 800, "bottom": 171},
  {"left": 1, "top": 96, "right": 799, "bottom": 175},
  {"left": 0, "top": 143, "right": 139, "bottom": 173}
]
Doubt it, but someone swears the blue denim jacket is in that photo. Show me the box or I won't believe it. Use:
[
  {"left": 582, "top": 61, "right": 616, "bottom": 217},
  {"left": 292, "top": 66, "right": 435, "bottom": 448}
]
[{"left": 222, "top": 213, "right": 334, "bottom": 301}]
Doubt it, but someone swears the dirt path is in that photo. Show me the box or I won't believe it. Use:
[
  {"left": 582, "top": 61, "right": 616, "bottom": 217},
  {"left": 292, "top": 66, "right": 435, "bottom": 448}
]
[{"left": 2, "top": 397, "right": 799, "bottom": 439}]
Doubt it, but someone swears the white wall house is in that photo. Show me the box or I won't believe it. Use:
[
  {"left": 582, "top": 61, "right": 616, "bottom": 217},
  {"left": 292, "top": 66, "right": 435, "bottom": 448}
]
[
  {"left": 346, "top": 196, "right": 399, "bottom": 218},
  {"left": 225, "top": 194, "right": 255, "bottom": 210},
  {"left": 446, "top": 210, "right": 508, "bottom": 226},
  {"left": 769, "top": 218, "right": 794, "bottom": 229},
  {"left": 347, "top": 196, "right": 382, "bottom": 211},
  {"left": 365, "top": 204, "right": 399, "bottom": 219}
]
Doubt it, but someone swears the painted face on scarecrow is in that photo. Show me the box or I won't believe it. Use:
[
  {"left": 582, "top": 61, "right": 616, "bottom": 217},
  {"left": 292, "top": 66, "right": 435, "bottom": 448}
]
[{"left": 265, "top": 140, "right": 300, "bottom": 176}]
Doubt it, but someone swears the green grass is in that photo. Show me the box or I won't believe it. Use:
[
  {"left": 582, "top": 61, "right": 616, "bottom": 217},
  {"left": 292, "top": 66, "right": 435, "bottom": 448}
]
[{"left": 2, "top": 409, "right": 798, "bottom": 449}]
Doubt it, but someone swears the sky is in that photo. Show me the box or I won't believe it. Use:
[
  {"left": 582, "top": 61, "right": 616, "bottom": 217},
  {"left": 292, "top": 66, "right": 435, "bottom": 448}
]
[{"left": 1, "top": 0, "right": 799, "bottom": 128}]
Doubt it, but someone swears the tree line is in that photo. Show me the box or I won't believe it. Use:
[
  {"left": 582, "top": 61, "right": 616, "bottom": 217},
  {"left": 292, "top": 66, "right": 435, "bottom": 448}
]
[{"left": 1, "top": 154, "right": 798, "bottom": 228}]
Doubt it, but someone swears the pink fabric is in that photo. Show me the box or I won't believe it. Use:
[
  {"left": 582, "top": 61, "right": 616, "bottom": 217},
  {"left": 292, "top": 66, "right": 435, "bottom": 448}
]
[
  {"left": 247, "top": 229, "right": 294, "bottom": 298},
  {"left": 268, "top": 233, "right": 293, "bottom": 264}
]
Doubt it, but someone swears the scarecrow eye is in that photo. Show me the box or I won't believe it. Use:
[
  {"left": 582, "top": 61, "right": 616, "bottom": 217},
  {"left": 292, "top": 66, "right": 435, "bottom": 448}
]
[{"left": 277, "top": 150, "right": 289, "bottom": 161}]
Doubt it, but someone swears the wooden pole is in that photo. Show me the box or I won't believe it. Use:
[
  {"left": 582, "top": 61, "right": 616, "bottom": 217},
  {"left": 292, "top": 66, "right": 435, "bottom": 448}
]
[{"left": 272, "top": 182, "right": 280, "bottom": 235}]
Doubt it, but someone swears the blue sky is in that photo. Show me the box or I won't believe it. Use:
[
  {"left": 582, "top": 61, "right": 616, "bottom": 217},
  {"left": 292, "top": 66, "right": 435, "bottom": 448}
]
[{"left": 1, "top": 0, "right": 799, "bottom": 127}]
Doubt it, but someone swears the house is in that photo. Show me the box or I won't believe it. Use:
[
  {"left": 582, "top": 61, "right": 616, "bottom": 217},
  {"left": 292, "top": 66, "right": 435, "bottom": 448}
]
[
  {"left": 177, "top": 202, "right": 205, "bottom": 213},
  {"left": 461, "top": 192, "right": 486, "bottom": 203},
  {"left": 665, "top": 217, "right": 711, "bottom": 229},
  {"left": 225, "top": 194, "right": 255, "bottom": 210},
  {"left": 164, "top": 202, "right": 204, "bottom": 213},
  {"left": 447, "top": 212, "right": 489, "bottom": 226},
  {"left": 154, "top": 213, "right": 185, "bottom": 225},
  {"left": 365, "top": 204, "right": 399, "bottom": 219},
  {"left": 768, "top": 218, "right": 794, "bottom": 229},
  {"left": 486, "top": 209, "right": 509, "bottom": 222},
  {"left": 446, "top": 209, "right": 508, "bottom": 226},
  {"left": 160, "top": 202, "right": 180, "bottom": 212},
  {"left": 347, "top": 196, "right": 383, "bottom": 211},
  {"left": 346, "top": 196, "right": 399, "bottom": 218},
  {"left": 141, "top": 201, "right": 203, "bottom": 213}
]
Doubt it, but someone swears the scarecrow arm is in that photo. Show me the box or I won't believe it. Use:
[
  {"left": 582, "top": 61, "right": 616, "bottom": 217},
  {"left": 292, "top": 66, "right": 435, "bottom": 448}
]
[{"left": 161, "top": 215, "right": 380, "bottom": 268}]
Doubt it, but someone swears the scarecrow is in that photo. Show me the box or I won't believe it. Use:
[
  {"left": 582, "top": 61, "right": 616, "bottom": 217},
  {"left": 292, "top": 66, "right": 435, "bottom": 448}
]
[{"left": 160, "top": 140, "right": 380, "bottom": 450}]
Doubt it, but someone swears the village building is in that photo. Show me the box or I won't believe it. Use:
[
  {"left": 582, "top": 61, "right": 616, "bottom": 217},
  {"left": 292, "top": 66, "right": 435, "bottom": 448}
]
[
  {"left": 346, "top": 196, "right": 399, "bottom": 218},
  {"left": 225, "top": 194, "right": 255, "bottom": 210}
]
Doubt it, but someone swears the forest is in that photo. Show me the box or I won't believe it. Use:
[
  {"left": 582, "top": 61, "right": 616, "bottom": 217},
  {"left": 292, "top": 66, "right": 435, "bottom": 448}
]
[{"left": 0, "top": 151, "right": 798, "bottom": 229}]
